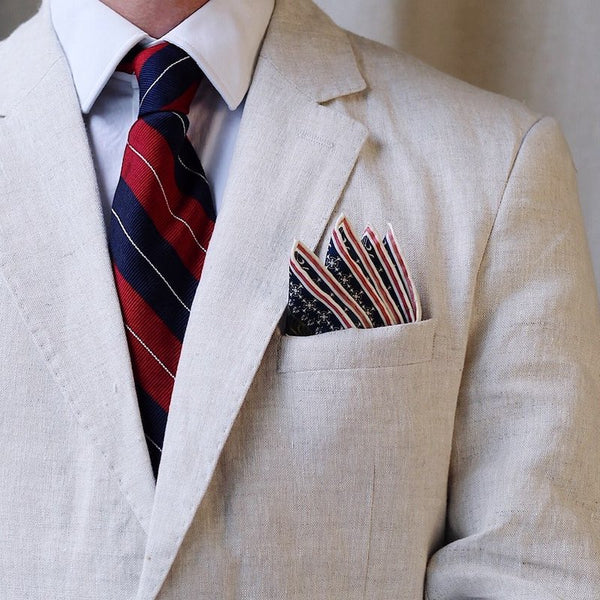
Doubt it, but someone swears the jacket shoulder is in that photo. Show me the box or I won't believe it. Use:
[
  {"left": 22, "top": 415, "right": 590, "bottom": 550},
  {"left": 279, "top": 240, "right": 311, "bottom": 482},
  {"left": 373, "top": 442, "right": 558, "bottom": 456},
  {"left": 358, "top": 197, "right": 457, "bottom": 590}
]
[
  {"left": 345, "top": 32, "right": 541, "bottom": 144},
  {"left": 0, "top": 6, "right": 62, "bottom": 111}
]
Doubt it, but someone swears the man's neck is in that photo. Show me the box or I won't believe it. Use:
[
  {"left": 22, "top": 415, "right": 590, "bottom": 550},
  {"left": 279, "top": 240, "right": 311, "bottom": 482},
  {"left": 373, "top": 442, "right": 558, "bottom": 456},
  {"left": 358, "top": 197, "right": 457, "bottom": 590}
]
[{"left": 100, "top": 0, "right": 211, "bottom": 38}]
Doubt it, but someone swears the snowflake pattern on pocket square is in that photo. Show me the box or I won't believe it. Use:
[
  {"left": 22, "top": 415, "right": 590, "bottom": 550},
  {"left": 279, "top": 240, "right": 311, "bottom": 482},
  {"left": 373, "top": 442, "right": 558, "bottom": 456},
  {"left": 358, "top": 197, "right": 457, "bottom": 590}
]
[{"left": 286, "top": 216, "right": 421, "bottom": 336}]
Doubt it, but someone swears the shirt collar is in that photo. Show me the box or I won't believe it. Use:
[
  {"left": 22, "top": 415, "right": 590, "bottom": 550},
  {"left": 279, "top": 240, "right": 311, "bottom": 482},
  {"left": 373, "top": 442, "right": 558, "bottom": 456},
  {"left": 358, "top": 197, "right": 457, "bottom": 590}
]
[{"left": 50, "top": 0, "right": 275, "bottom": 113}]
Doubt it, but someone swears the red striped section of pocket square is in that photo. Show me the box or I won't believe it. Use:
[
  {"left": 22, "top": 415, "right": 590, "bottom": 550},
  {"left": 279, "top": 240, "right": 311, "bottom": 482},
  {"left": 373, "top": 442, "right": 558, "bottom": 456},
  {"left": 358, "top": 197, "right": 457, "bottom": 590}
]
[{"left": 287, "top": 215, "right": 421, "bottom": 335}]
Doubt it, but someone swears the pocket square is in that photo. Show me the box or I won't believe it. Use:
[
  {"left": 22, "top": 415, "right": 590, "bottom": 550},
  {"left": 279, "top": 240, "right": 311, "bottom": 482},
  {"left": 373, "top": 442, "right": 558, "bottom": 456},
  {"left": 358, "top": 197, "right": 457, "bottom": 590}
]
[{"left": 286, "top": 216, "right": 421, "bottom": 336}]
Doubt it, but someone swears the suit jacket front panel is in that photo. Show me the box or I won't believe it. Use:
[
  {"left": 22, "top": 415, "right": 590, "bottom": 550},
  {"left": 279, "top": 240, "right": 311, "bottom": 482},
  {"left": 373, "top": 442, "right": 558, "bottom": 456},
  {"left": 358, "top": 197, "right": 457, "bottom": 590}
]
[
  {"left": 158, "top": 320, "right": 448, "bottom": 600},
  {"left": 0, "top": 280, "right": 147, "bottom": 597}
]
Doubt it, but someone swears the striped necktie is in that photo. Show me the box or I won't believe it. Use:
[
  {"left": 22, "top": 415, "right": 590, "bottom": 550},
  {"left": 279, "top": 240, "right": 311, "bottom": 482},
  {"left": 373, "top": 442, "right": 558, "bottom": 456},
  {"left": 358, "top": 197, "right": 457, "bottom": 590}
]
[{"left": 108, "top": 42, "right": 215, "bottom": 477}]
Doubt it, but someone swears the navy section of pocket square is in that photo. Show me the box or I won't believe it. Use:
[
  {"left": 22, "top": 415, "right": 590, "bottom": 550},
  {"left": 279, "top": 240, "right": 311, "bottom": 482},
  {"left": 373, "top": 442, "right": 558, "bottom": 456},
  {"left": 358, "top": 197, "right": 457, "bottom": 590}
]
[
  {"left": 288, "top": 240, "right": 372, "bottom": 335},
  {"left": 286, "top": 216, "right": 421, "bottom": 336},
  {"left": 287, "top": 268, "right": 338, "bottom": 336}
]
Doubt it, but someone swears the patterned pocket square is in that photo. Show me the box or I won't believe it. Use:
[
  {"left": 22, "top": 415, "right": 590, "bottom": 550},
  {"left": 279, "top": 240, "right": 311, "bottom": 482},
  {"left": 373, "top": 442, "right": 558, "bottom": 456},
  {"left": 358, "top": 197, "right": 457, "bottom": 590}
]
[{"left": 286, "top": 216, "right": 421, "bottom": 335}]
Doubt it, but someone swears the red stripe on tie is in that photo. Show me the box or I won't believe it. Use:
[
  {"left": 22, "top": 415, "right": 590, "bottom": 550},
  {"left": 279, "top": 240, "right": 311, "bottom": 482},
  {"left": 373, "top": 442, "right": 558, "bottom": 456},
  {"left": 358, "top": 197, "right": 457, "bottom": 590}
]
[
  {"left": 113, "top": 266, "right": 182, "bottom": 375},
  {"left": 126, "top": 327, "right": 174, "bottom": 413},
  {"left": 122, "top": 121, "right": 214, "bottom": 280},
  {"left": 115, "top": 276, "right": 177, "bottom": 412},
  {"left": 127, "top": 118, "right": 213, "bottom": 227}
]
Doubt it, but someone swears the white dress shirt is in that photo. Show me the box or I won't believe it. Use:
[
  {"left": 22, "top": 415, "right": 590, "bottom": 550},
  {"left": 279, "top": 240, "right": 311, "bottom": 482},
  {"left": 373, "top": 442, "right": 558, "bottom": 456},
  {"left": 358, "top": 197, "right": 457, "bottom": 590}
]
[{"left": 50, "top": 0, "right": 274, "bottom": 226}]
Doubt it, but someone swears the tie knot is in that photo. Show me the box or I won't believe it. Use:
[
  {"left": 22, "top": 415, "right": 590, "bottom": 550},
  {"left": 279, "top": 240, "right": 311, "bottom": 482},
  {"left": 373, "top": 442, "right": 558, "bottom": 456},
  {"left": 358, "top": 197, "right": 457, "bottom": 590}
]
[{"left": 119, "top": 42, "right": 204, "bottom": 118}]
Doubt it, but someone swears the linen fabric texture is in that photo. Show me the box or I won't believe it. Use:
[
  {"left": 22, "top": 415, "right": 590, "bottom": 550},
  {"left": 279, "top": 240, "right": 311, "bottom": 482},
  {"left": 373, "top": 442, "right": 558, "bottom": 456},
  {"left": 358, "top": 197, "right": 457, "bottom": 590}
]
[{"left": 0, "top": 0, "right": 600, "bottom": 598}]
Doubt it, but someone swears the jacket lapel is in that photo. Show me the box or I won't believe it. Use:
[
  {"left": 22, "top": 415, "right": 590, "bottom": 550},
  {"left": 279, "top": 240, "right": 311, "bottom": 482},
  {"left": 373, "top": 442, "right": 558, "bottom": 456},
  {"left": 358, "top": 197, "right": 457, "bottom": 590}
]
[
  {"left": 0, "top": 7, "right": 155, "bottom": 531},
  {"left": 137, "top": 0, "right": 368, "bottom": 597}
]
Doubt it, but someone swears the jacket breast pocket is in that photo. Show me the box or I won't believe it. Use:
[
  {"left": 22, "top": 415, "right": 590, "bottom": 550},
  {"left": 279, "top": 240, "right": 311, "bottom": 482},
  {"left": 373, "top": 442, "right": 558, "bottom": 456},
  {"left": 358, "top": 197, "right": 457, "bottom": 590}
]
[{"left": 276, "top": 318, "right": 437, "bottom": 373}]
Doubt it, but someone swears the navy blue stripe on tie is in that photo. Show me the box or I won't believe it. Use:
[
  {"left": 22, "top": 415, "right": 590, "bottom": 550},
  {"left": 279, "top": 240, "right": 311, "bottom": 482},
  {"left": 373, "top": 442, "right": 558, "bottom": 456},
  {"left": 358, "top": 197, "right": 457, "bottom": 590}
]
[
  {"left": 142, "top": 112, "right": 216, "bottom": 220},
  {"left": 110, "top": 181, "right": 198, "bottom": 341},
  {"left": 137, "top": 45, "right": 200, "bottom": 116},
  {"left": 136, "top": 385, "right": 168, "bottom": 477}
]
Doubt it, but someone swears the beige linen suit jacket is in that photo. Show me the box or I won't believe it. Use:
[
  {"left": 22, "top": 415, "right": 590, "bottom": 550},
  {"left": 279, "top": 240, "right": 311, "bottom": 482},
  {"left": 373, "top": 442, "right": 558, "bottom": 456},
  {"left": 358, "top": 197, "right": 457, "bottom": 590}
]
[{"left": 1, "top": 0, "right": 600, "bottom": 598}]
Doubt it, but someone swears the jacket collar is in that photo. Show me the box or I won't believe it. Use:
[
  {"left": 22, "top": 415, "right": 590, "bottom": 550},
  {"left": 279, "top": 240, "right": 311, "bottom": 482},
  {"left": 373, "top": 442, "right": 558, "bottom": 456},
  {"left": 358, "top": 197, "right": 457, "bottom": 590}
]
[{"left": 261, "top": 0, "right": 366, "bottom": 103}]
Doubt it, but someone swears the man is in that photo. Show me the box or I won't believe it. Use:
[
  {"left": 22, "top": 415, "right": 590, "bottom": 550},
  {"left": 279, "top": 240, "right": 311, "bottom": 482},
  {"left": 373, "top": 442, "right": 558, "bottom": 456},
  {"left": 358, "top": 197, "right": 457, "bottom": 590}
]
[{"left": 1, "top": 0, "right": 599, "bottom": 598}]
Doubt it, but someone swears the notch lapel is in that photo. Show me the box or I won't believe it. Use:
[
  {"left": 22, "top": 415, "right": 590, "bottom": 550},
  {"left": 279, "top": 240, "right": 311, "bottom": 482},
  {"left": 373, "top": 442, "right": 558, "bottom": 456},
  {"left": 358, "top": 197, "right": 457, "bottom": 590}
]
[
  {"left": 0, "top": 9, "right": 155, "bottom": 531},
  {"left": 137, "top": 0, "right": 368, "bottom": 596}
]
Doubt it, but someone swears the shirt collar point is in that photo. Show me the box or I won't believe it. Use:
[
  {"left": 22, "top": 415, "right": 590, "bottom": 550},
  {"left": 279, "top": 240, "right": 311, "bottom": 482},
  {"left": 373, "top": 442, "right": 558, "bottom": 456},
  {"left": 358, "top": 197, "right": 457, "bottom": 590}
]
[
  {"left": 80, "top": 81, "right": 108, "bottom": 114},
  {"left": 222, "top": 88, "right": 245, "bottom": 111},
  {"left": 80, "top": 98, "right": 93, "bottom": 115}
]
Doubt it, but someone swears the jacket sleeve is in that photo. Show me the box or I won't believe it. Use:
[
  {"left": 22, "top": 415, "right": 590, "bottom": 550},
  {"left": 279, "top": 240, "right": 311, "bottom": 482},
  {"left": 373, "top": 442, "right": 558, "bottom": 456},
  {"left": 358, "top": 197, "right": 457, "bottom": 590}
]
[{"left": 426, "top": 116, "right": 600, "bottom": 598}]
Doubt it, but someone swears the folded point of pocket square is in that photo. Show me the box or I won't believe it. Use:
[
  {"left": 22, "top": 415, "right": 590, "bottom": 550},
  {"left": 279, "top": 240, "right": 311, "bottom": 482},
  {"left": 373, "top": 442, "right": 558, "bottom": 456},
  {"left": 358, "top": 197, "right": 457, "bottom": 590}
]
[{"left": 286, "top": 215, "right": 421, "bottom": 336}]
